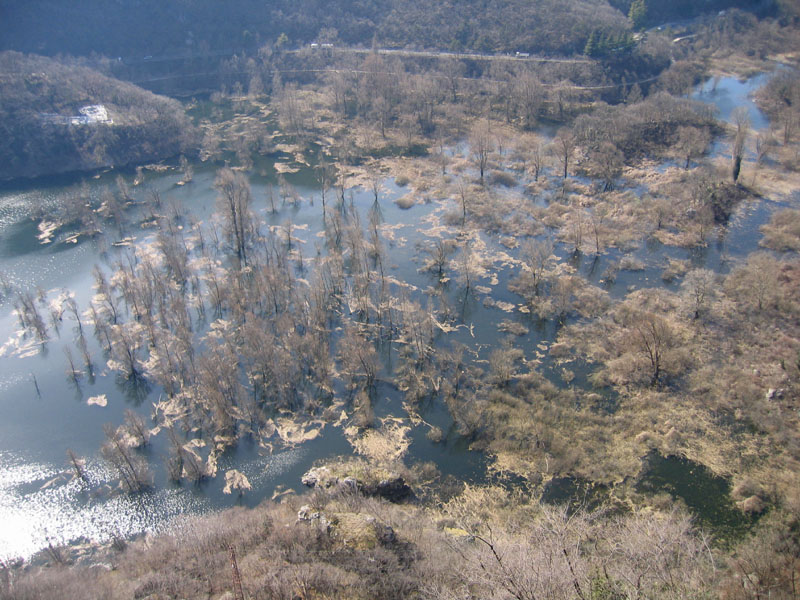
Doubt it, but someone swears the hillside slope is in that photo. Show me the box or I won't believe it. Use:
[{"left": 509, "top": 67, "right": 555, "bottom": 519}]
[
  {"left": 0, "top": 52, "right": 197, "bottom": 180},
  {"left": 0, "top": 0, "right": 770, "bottom": 60}
]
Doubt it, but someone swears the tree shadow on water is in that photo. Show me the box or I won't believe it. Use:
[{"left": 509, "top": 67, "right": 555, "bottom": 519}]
[{"left": 117, "top": 372, "right": 151, "bottom": 406}]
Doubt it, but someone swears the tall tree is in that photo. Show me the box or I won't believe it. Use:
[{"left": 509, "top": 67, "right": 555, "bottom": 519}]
[
  {"left": 731, "top": 107, "right": 750, "bottom": 184},
  {"left": 584, "top": 29, "right": 599, "bottom": 57},
  {"left": 587, "top": 141, "right": 623, "bottom": 191},
  {"left": 552, "top": 129, "right": 577, "bottom": 180},
  {"left": 629, "top": 0, "right": 648, "bottom": 30},
  {"left": 470, "top": 120, "right": 493, "bottom": 183},
  {"left": 214, "top": 168, "right": 253, "bottom": 266}
]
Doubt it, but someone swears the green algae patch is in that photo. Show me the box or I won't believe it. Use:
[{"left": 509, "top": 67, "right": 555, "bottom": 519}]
[{"left": 636, "top": 451, "right": 757, "bottom": 545}]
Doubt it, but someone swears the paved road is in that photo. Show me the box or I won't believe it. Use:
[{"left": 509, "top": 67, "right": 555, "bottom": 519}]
[
  {"left": 122, "top": 49, "right": 237, "bottom": 66},
  {"left": 123, "top": 46, "right": 593, "bottom": 67},
  {"left": 316, "top": 46, "right": 594, "bottom": 65}
]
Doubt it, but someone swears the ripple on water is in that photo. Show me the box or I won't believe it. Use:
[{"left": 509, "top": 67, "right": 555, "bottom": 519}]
[
  {"left": 0, "top": 452, "right": 207, "bottom": 561},
  {"left": 0, "top": 443, "right": 310, "bottom": 561}
]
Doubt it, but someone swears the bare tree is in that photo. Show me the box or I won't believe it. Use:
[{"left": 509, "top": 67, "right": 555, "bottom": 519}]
[
  {"left": 589, "top": 204, "right": 609, "bottom": 256},
  {"left": 516, "top": 71, "right": 543, "bottom": 130},
  {"left": 441, "top": 57, "right": 465, "bottom": 103},
  {"left": 13, "top": 289, "right": 49, "bottom": 341},
  {"left": 521, "top": 238, "right": 554, "bottom": 297},
  {"left": 64, "top": 346, "right": 80, "bottom": 382},
  {"left": 680, "top": 268, "right": 717, "bottom": 320},
  {"left": 214, "top": 168, "right": 253, "bottom": 266},
  {"left": 179, "top": 155, "right": 194, "bottom": 183},
  {"left": 488, "top": 342, "right": 524, "bottom": 387},
  {"left": 675, "top": 126, "right": 710, "bottom": 169},
  {"left": 457, "top": 178, "right": 470, "bottom": 228},
  {"left": 529, "top": 141, "right": 543, "bottom": 182},
  {"left": 725, "top": 252, "right": 780, "bottom": 312},
  {"left": 586, "top": 142, "right": 624, "bottom": 191},
  {"left": 101, "top": 423, "right": 152, "bottom": 493},
  {"left": 107, "top": 322, "right": 144, "bottom": 379},
  {"left": 455, "top": 236, "right": 475, "bottom": 293},
  {"left": 552, "top": 129, "right": 577, "bottom": 180},
  {"left": 470, "top": 119, "right": 493, "bottom": 182},
  {"left": 124, "top": 408, "right": 151, "bottom": 447},
  {"left": 621, "top": 307, "right": 681, "bottom": 386},
  {"left": 778, "top": 105, "right": 797, "bottom": 145},
  {"left": 337, "top": 325, "right": 379, "bottom": 390},
  {"left": 421, "top": 239, "right": 454, "bottom": 280},
  {"left": 368, "top": 166, "right": 383, "bottom": 205},
  {"left": 278, "top": 82, "right": 305, "bottom": 136},
  {"left": 92, "top": 266, "right": 119, "bottom": 324},
  {"left": 435, "top": 128, "right": 450, "bottom": 175},
  {"left": 66, "top": 449, "right": 88, "bottom": 484}
]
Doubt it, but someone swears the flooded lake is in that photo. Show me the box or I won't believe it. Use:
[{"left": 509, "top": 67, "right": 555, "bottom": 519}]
[{"left": 0, "top": 71, "right": 789, "bottom": 561}]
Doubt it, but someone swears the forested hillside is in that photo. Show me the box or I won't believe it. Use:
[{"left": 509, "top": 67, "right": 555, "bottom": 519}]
[
  {"left": 0, "top": 0, "right": 777, "bottom": 60},
  {"left": 0, "top": 52, "right": 197, "bottom": 180}
]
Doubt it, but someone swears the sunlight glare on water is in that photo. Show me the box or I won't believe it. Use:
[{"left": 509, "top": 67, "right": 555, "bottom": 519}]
[{"left": 0, "top": 445, "right": 307, "bottom": 561}]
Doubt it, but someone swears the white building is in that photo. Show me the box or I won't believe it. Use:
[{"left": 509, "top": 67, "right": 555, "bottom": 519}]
[{"left": 43, "top": 104, "right": 112, "bottom": 126}]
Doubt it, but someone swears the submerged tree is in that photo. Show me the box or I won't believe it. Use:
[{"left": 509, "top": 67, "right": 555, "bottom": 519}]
[
  {"left": 337, "top": 324, "right": 379, "bottom": 390},
  {"left": 214, "top": 168, "right": 254, "bottom": 266},
  {"left": 470, "top": 120, "right": 493, "bottom": 183},
  {"left": 101, "top": 423, "right": 152, "bottom": 493}
]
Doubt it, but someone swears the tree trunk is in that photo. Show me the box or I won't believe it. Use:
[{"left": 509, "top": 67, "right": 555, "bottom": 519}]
[{"left": 732, "top": 155, "right": 742, "bottom": 183}]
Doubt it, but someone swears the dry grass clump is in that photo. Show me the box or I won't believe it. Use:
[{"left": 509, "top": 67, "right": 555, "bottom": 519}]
[
  {"left": 662, "top": 258, "right": 690, "bottom": 282},
  {"left": 315, "top": 457, "right": 398, "bottom": 487},
  {"left": 760, "top": 208, "right": 800, "bottom": 252},
  {"left": 497, "top": 319, "right": 530, "bottom": 336},
  {"left": 618, "top": 255, "right": 645, "bottom": 271},
  {"left": 394, "top": 194, "right": 417, "bottom": 209},
  {"left": 345, "top": 418, "right": 411, "bottom": 463},
  {"left": 488, "top": 170, "right": 518, "bottom": 188}
]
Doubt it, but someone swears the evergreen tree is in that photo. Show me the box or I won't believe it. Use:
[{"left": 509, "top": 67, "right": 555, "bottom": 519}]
[
  {"left": 628, "top": 0, "right": 647, "bottom": 30},
  {"left": 584, "top": 29, "right": 599, "bottom": 56}
]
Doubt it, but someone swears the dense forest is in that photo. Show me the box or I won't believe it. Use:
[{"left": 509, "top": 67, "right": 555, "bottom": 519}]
[
  {"left": 2, "top": 1, "right": 800, "bottom": 599},
  {"left": 0, "top": 0, "right": 785, "bottom": 59}
]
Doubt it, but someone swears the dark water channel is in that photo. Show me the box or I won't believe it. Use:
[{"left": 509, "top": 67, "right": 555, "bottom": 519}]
[{"left": 0, "top": 71, "right": 790, "bottom": 560}]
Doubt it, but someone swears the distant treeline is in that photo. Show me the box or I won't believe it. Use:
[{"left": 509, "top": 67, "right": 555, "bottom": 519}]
[
  {"left": 0, "top": 52, "right": 197, "bottom": 180},
  {"left": 0, "top": 0, "right": 783, "bottom": 61},
  {"left": 609, "top": 0, "right": 783, "bottom": 26}
]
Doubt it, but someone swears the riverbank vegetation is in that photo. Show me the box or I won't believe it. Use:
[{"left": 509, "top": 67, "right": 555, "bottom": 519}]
[{"left": 3, "top": 2, "right": 800, "bottom": 598}]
